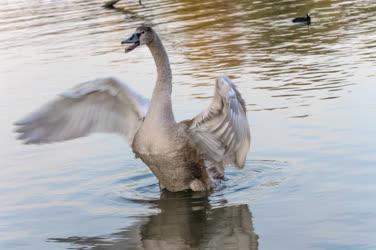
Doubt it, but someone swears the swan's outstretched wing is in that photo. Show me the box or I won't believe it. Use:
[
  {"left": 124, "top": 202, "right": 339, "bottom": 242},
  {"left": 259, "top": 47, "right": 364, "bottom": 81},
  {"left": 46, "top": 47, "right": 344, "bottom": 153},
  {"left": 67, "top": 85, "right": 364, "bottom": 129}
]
[
  {"left": 14, "top": 77, "right": 149, "bottom": 145},
  {"left": 189, "top": 75, "right": 250, "bottom": 168}
]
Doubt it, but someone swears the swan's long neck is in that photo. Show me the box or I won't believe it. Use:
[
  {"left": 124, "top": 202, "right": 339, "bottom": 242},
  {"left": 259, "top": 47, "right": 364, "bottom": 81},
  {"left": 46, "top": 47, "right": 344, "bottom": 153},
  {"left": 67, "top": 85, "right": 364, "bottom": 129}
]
[
  {"left": 149, "top": 35, "right": 172, "bottom": 92},
  {"left": 145, "top": 34, "right": 176, "bottom": 126}
]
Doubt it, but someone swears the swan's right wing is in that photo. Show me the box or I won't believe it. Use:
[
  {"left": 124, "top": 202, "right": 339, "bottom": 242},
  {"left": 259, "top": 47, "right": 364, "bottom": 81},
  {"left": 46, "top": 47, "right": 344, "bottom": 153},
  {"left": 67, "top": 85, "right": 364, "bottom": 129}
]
[
  {"left": 14, "top": 77, "right": 149, "bottom": 145},
  {"left": 189, "top": 75, "right": 250, "bottom": 168}
]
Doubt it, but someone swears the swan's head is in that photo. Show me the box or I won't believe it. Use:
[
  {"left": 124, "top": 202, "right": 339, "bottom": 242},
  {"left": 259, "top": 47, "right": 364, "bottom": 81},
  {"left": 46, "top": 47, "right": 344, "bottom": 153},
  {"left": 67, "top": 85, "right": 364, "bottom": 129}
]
[{"left": 121, "top": 25, "right": 155, "bottom": 53}]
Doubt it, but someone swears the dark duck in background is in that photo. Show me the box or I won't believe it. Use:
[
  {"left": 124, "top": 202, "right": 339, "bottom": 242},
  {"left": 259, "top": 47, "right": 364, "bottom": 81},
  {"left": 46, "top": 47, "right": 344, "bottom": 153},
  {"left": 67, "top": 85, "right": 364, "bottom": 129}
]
[{"left": 292, "top": 14, "right": 311, "bottom": 25}]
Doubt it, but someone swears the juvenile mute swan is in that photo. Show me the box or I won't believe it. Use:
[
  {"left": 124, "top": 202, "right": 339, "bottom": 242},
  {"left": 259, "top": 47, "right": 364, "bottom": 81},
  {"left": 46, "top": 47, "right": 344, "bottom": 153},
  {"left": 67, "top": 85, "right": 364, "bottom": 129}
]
[{"left": 15, "top": 25, "right": 250, "bottom": 192}]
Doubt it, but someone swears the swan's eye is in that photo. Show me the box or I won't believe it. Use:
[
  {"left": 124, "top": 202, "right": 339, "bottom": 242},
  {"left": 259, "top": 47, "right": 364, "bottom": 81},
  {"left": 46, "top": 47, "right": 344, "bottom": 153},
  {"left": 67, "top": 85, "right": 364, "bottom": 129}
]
[{"left": 141, "top": 31, "right": 145, "bottom": 34}]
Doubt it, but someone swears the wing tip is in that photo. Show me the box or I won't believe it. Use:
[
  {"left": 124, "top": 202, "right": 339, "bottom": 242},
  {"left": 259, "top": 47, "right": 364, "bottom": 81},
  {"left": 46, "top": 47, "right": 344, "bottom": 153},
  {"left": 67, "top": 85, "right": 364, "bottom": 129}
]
[
  {"left": 13, "top": 124, "right": 48, "bottom": 145},
  {"left": 14, "top": 117, "right": 31, "bottom": 126},
  {"left": 216, "top": 74, "right": 232, "bottom": 85},
  {"left": 217, "top": 75, "right": 248, "bottom": 114}
]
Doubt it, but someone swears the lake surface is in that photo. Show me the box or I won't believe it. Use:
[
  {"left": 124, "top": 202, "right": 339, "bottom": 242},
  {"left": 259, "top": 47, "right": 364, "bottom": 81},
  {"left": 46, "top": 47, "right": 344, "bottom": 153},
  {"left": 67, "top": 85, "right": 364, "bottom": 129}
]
[{"left": 1, "top": 0, "right": 375, "bottom": 249}]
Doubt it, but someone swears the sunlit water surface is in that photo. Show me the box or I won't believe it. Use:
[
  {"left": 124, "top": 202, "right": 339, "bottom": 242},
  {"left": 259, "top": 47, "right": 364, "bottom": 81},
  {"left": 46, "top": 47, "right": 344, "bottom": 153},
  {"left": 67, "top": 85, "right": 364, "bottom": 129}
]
[{"left": 1, "top": 0, "right": 375, "bottom": 249}]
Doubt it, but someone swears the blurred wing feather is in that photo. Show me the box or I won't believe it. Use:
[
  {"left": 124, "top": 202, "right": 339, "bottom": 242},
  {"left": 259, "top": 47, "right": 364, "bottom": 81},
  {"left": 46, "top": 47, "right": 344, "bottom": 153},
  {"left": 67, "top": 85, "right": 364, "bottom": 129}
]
[
  {"left": 190, "top": 75, "right": 250, "bottom": 168},
  {"left": 14, "top": 77, "right": 149, "bottom": 145}
]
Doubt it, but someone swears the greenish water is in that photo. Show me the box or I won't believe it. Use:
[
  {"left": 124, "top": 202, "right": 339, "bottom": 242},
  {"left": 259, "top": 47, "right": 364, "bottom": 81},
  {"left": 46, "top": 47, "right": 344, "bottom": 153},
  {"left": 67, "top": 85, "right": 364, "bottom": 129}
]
[{"left": 0, "top": 0, "right": 375, "bottom": 249}]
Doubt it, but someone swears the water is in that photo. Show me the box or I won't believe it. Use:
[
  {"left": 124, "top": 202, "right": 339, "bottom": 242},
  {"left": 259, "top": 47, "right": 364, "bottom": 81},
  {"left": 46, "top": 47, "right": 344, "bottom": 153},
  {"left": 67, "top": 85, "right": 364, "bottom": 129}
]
[{"left": 0, "top": 0, "right": 375, "bottom": 249}]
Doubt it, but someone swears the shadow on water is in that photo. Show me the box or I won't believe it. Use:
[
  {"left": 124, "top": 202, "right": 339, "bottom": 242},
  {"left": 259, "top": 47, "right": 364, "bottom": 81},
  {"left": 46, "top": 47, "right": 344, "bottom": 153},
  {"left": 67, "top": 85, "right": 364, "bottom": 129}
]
[
  {"left": 47, "top": 159, "right": 287, "bottom": 249},
  {"left": 49, "top": 191, "right": 258, "bottom": 250}
]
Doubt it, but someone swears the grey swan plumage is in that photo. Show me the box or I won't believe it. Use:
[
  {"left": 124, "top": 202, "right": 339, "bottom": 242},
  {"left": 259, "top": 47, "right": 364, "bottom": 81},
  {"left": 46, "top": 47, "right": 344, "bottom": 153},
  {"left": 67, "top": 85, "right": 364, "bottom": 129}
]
[{"left": 14, "top": 25, "right": 251, "bottom": 192}]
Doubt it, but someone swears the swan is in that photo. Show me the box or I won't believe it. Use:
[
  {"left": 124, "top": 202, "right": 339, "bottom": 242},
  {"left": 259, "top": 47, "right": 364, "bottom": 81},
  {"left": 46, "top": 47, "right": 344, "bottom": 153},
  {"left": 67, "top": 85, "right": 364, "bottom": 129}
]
[{"left": 14, "top": 25, "right": 251, "bottom": 192}]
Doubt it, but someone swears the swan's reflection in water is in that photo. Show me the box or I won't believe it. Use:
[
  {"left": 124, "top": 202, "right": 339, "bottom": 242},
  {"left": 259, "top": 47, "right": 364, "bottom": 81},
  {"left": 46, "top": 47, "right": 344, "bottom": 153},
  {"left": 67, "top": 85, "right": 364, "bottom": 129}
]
[{"left": 49, "top": 191, "right": 258, "bottom": 249}]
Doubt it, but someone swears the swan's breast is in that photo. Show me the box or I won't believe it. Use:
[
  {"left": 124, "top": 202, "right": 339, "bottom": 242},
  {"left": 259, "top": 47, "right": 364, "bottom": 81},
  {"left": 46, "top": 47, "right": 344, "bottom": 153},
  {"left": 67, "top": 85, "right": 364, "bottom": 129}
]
[{"left": 131, "top": 122, "right": 209, "bottom": 191}]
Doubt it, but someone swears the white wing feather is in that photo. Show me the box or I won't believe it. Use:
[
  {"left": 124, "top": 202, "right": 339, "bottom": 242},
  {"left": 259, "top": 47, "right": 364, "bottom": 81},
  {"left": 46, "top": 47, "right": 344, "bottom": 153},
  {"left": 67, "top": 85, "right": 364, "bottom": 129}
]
[
  {"left": 14, "top": 77, "right": 149, "bottom": 145},
  {"left": 190, "top": 75, "right": 250, "bottom": 168}
]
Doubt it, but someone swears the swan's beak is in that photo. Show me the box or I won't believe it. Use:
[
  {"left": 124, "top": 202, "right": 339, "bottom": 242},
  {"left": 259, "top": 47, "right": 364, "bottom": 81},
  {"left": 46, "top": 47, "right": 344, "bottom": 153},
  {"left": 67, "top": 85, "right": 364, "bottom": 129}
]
[{"left": 121, "top": 33, "right": 141, "bottom": 53}]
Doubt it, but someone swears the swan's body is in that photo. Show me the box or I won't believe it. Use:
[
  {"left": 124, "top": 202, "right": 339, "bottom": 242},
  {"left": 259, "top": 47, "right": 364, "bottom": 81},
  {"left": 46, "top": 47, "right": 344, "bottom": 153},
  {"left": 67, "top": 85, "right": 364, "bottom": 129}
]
[{"left": 15, "top": 25, "right": 250, "bottom": 192}]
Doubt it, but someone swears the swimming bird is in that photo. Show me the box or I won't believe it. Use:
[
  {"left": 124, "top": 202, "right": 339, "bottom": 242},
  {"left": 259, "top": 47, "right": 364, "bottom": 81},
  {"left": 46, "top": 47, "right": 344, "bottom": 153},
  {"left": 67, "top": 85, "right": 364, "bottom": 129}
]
[
  {"left": 14, "top": 25, "right": 251, "bottom": 192},
  {"left": 292, "top": 14, "right": 311, "bottom": 25},
  {"left": 103, "top": 0, "right": 142, "bottom": 9}
]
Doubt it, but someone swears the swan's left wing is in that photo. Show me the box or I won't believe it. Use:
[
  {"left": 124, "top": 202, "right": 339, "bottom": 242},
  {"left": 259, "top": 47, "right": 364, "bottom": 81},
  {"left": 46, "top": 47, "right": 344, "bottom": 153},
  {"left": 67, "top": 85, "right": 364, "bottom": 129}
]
[
  {"left": 14, "top": 77, "right": 149, "bottom": 145},
  {"left": 189, "top": 75, "right": 250, "bottom": 168}
]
